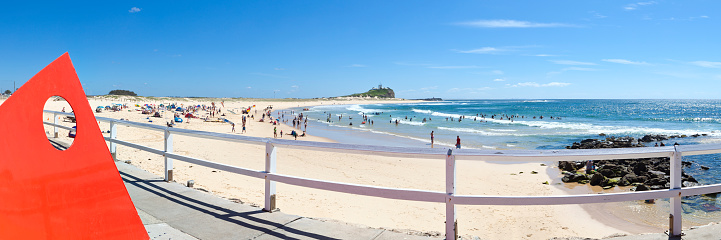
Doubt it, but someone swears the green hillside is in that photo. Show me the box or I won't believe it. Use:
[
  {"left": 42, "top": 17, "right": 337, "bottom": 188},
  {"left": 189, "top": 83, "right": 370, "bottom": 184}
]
[{"left": 344, "top": 87, "right": 395, "bottom": 98}]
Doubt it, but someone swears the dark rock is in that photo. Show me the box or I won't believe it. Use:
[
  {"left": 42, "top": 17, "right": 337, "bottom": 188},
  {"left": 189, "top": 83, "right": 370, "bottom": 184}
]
[
  {"left": 633, "top": 184, "right": 650, "bottom": 191},
  {"left": 618, "top": 178, "right": 631, "bottom": 186},
  {"left": 601, "top": 178, "right": 620, "bottom": 187},
  {"left": 684, "top": 176, "right": 698, "bottom": 183},
  {"left": 622, "top": 174, "right": 648, "bottom": 184},
  {"left": 558, "top": 161, "right": 577, "bottom": 172},
  {"left": 589, "top": 174, "right": 605, "bottom": 186},
  {"left": 701, "top": 166, "right": 710, "bottom": 170},
  {"left": 633, "top": 163, "right": 648, "bottom": 175},
  {"left": 646, "top": 177, "right": 668, "bottom": 186},
  {"left": 562, "top": 173, "right": 589, "bottom": 183},
  {"left": 598, "top": 168, "right": 616, "bottom": 178}
]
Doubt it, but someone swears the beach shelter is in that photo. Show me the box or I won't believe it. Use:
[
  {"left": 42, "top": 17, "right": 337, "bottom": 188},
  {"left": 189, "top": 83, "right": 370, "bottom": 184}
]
[{"left": 0, "top": 53, "right": 147, "bottom": 239}]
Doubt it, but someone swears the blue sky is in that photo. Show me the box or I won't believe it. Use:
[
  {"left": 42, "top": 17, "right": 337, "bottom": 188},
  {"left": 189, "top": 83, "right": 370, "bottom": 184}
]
[{"left": 1, "top": 1, "right": 720, "bottom": 99}]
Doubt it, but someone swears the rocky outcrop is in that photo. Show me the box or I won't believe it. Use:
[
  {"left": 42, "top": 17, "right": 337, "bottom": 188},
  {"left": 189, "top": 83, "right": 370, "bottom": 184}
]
[
  {"left": 566, "top": 136, "right": 644, "bottom": 149},
  {"left": 560, "top": 135, "right": 703, "bottom": 190}
]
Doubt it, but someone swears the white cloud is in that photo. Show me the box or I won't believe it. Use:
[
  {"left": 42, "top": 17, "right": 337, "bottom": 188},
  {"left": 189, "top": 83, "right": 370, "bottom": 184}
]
[
  {"left": 274, "top": 68, "right": 285, "bottom": 70},
  {"left": 427, "top": 65, "right": 483, "bottom": 69},
  {"left": 491, "top": 70, "right": 504, "bottom": 75},
  {"left": 625, "top": 1, "right": 657, "bottom": 11},
  {"left": 493, "top": 78, "right": 505, "bottom": 82},
  {"left": 129, "top": 7, "right": 141, "bottom": 13},
  {"left": 509, "top": 82, "right": 571, "bottom": 87},
  {"left": 602, "top": 59, "right": 650, "bottom": 65},
  {"left": 247, "top": 87, "right": 252, "bottom": 89},
  {"left": 532, "top": 54, "right": 557, "bottom": 57},
  {"left": 291, "top": 85, "right": 299, "bottom": 89},
  {"left": 690, "top": 61, "right": 721, "bottom": 68},
  {"left": 455, "top": 47, "right": 506, "bottom": 54},
  {"left": 456, "top": 20, "right": 576, "bottom": 28},
  {"left": 346, "top": 64, "right": 367, "bottom": 67},
  {"left": 550, "top": 60, "right": 597, "bottom": 65},
  {"left": 590, "top": 11, "right": 607, "bottom": 19}
]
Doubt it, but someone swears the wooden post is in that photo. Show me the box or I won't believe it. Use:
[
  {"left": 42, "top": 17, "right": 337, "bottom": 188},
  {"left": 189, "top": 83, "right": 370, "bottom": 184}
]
[
  {"left": 264, "top": 140, "right": 277, "bottom": 212},
  {"left": 53, "top": 113, "right": 59, "bottom": 138},
  {"left": 669, "top": 148, "right": 682, "bottom": 236},
  {"left": 109, "top": 121, "right": 117, "bottom": 161},
  {"left": 164, "top": 129, "right": 173, "bottom": 182},
  {"left": 446, "top": 149, "right": 457, "bottom": 240}
]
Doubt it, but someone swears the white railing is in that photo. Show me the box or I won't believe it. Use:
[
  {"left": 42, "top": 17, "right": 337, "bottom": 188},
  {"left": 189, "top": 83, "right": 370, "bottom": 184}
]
[{"left": 44, "top": 110, "right": 721, "bottom": 238}]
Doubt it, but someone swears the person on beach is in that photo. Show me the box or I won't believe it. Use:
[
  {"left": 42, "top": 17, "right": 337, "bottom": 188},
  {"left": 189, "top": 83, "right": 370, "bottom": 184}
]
[
  {"left": 585, "top": 160, "right": 595, "bottom": 174},
  {"left": 274, "top": 127, "right": 277, "bottom": 138},
  {"left": 430, "top": 131, "right": 434, "bottom": 147},
  {"left": 456, "top": 136, "right": 461, "bottom": 149},
  {"left": 231, "top": 123, "right": 235, "bottom": 132},
  {"left": 242, "top": 123, "right": 246, "bottom": 133},
  {"left": 280, "top": 130, "right": 283, "bottom": 138}
]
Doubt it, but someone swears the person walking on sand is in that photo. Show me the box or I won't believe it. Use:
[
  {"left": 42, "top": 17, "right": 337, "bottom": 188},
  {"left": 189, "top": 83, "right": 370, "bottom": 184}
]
[
  {"left": 242, "top": 123, "right": 246, "bottom": 133},
  {"left": 274, "top": 127, "right": 277, "bottom": 138},
  {"left": 231, "top": 123, "right": 235, "bottom": 132},
  {"left": 456, "top": 136, "right": 461, "bottom": 149},
  {"left": 430, "top": 131, "right": 434, "bottom": 148}
]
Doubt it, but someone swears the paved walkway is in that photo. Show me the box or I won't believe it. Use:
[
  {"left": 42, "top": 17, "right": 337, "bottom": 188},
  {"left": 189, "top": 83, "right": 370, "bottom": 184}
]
[{"left": 119, "top": 161, "right": 440, "bottom": 240}]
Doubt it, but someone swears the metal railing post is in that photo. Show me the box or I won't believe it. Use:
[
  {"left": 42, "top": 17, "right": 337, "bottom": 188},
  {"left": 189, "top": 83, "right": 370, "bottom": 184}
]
[
  {"left": 164, "top": 129, "right": 173, "bottom": 182},
  {"left": 53, "top": 113, "right": 59, "bottom": 138},
  {"left": 109, "top": 121, "right": 117, "bottom": 161},
  {"left": 264, "top": 140, "right": 277, "bottom": 212},
  {"left": 446, "top": 149, "right": 457, "bottom": 240},
  {"left": 669, "top": 147, "right": 683, "bottom": 236}
]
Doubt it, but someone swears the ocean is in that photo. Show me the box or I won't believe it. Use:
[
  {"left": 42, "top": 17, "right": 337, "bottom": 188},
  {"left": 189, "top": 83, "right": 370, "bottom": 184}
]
[{"left": 289, "top": 99, "right": 721, "bottom": 218}]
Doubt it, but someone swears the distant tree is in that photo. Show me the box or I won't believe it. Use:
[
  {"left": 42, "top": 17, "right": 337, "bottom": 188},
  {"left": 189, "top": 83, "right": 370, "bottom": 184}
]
[
  {"left": 3, "top": 90, "right": 10, "bottom": 94},
  {"left": 108, "top": 89, "right": 137, "bottom": 96}
]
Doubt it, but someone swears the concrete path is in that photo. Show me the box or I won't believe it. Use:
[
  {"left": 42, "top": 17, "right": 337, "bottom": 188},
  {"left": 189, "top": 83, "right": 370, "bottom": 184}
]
[{"left": 118, "top": 161, "right": 440, "bottom": 240}]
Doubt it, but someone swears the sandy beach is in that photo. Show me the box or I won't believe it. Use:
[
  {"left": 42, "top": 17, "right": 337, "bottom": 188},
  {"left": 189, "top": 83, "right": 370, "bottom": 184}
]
[{"left": 24, "top": 95, "right": 636, "bottom": 240}]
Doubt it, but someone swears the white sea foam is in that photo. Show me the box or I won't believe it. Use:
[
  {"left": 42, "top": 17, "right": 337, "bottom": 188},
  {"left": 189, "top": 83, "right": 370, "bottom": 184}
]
[
  {"left": 412, "top": 109, "right": 433, "bottom": 114},
  {"left": 427, "top": 109, "right": 719, "bottom": 136},
  {"left": 436, "top": 127, "right": 529, "bottom": 136},
  {"left": 391, "top": 118, "right": 426, "bottom": 126},
  {"left": 346, "top": 104, "right": 386, "bottom": 113}
]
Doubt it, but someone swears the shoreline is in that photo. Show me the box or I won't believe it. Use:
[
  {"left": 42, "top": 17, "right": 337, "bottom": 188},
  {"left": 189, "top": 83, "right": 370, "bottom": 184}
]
[{"left": 27, "top": 96, "right": 679, "bottom": 239}]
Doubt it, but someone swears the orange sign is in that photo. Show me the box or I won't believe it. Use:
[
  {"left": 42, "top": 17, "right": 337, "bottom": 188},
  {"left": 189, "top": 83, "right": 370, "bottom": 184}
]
[{"left": 0, "top": 53, "right": 148, "bottom": 239}]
